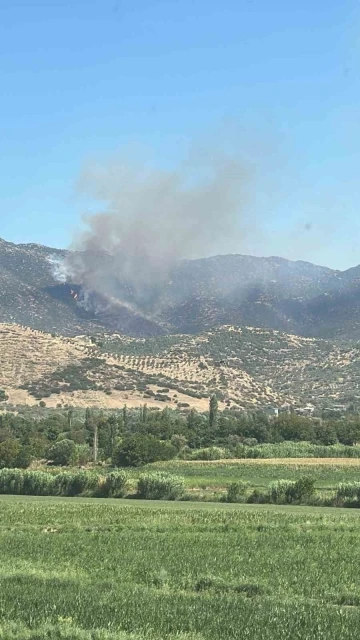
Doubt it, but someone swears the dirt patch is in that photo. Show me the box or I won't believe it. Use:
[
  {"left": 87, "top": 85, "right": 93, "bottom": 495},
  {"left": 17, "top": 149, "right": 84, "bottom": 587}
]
[{"left": 3, "top": 387, "right": 214, "bottom": 411}]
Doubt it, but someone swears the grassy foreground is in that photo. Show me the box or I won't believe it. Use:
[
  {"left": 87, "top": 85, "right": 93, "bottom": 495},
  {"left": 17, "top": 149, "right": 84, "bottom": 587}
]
[{"left": 1, "top": 497, "right": 360, "bottom": 638}]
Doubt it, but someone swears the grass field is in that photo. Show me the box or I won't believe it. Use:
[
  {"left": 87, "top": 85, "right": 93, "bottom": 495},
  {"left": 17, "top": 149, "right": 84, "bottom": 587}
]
[
  {"left": 27, "top": 458, "right": 360, "bottom": 501},
  {"left": 146, "top": 458, "right": 360, "bottom": 493},
  {"left": 1, "top": 495, "right": 360, "bottom": 638}
]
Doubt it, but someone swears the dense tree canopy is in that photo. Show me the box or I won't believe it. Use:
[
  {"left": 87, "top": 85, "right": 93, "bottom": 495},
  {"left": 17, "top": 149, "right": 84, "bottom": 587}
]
[{"left": 1, "top": 403, "right": 360, "bottom": 469}]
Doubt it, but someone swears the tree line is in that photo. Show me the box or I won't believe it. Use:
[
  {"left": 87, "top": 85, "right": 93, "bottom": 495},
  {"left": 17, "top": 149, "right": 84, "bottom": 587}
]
[{"left": 1, "top": 396, "right": 360, "bottom": 468}]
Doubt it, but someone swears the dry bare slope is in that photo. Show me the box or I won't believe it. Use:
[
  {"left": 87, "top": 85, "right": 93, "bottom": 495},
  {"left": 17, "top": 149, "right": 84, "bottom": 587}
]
[
  {"left": 97, "top": 325, "right": 360, "bottom": 408},
  {"left": 1, "top": 323, "right": 360, "bottom": 410},
  {"left": 0, "top": 324, "right": 223, "bottom": 410}
]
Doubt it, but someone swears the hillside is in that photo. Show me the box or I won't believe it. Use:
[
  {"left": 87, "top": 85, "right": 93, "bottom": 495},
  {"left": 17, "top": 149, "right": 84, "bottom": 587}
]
[
  {"left": 2, "top": 237, "right": 360, "bottom": 340},
  {"left": 1, "top": 323, "right": 360, "bottom": 411}
]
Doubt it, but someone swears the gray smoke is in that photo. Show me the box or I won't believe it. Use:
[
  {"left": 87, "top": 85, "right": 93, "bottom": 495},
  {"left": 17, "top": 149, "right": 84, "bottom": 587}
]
[{"left": 58, "top": 148, "right": 256, "bottom": 315}]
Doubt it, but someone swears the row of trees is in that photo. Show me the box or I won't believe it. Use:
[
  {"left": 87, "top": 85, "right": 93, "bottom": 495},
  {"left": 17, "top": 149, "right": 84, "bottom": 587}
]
[{"left": 2, "top": 395, "right": 360, "bottom": 468}]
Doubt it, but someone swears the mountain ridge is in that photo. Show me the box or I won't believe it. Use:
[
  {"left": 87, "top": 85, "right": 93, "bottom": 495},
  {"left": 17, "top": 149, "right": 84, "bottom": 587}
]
[{"left": 1, "top": 236, "right": 360, "bottom": 340}]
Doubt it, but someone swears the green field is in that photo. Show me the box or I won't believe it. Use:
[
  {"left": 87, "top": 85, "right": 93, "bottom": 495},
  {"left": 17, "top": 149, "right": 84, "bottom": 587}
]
[
  {"left": 1, "top": 495, "right": 360, "bottom": 638},
  {"left": 145, "top": 459, "right": 360, "bottom": 492}
]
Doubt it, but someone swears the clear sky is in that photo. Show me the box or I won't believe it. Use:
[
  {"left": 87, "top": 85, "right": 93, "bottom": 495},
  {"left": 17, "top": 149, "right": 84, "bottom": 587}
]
[{"left": 0, "top": 0, "right": 359, "bottom": 269}]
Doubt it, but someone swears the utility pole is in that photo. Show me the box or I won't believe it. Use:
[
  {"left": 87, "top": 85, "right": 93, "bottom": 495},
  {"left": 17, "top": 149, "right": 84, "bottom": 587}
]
[{"left": 93, "top": 418, "right": 98, "bottom": 464}]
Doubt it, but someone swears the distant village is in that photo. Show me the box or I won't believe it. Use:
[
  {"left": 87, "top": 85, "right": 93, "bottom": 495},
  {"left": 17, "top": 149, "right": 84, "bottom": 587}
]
[{"left": 265, "top": 403, "right": 348, "bottom": 418}]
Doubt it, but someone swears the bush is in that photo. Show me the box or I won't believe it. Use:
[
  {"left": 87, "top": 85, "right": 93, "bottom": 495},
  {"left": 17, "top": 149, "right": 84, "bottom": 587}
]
[
  {"left": 14, "top": 446, "right": 33, "bottom": 469},
  {"left": 0, "top": 440, "right": 32, "bottom": 469},
  {"left": 96, "top": 471, "right": 128, "bottom": 498},
  {"left": 269, "top": 476, "right": 315, "bottom": 505},
  {"left": 0, "top": 388, "right": 9, "bottom": 402},
  {"left": 52, "top": 471, "right": 95, "bottom": 497},
  {"left": 247, "top": 488, "right": 268, "bottom": 504},
  {"left": 137, "top": 472, "right": 185, "bottom": 500},
  {"left": 0, "top": 439, "right": 21, "bottom": 468},
  {"left": 192, "top": 447, "right": 227, "bottom": 461},
  {"left": 0, "top": 468, "right": 129, "bottom": 499},
  {"left": 224, "top": 481, "right": 249, "bottom": 503},
  {"left": 269, "top": 479, "right": 295, "bottom": 504},
  {"left": 0, "top": 469, "right": 24, "bottom": 494},
  {"left": 286, "top": 476, "right": 315, "bottom": 503},
  {"left": 154, "top": 394, "right": 171, "bottom": 402},
  {"left": 22, "top": 470, "right": 54, "bottom": 496},
  {"left": 74, "top": 444, "right": 91, "bottom": 466},
  {"left": 113, "top": 434, "right": 177, "bottom": 467},
  {"left": 48, "top": 439, "right": 77, "bottom": 466},
  {"left": 335, "top": 482, "right": 360, "bottom": 506},
  {"left": 170, "top": 434, "right": 187, "bottom": 452},
  {"left": 0, "top": 469, "right": 52, "bottom": 495}
]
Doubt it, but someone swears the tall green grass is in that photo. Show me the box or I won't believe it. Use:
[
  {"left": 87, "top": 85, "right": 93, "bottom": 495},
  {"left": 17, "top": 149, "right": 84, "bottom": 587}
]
[
  {"left": 189, "top": 442, "right": 360, "bottom": 460},
  {"left": 1, "top": 499, "right": 360, "bottom": 638},
  {"left": 148, "top": 459, "right": 360, "bottom": 488},
  {"left": 137, "top": 472, "right": 185, "bottom": 500},
  {"left": 0, "top": 469, "right": 127, "bottom": 499},
  {"left": 235, "top": 441, "right": 360, "bottom": 458}
]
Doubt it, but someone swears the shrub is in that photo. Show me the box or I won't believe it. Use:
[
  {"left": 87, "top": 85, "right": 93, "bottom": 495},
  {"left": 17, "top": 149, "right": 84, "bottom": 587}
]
[
  {"left": 0, "top": 469, "right": 24, "bottom": 494},
  {"left": 224, "top": 481, "right": 249, "bottom": 503},
  {"left": 14, "top": 446, "right": 33, "bottom": 469},
  {"left": 51, "top": 472, "right": 73, "bottom": 496},
  {"left": 29, "top": 436, "right": 49, "bottom": 458},
  {"left": 269, "top": 479, "right": 295, "bottom": 504},
  {"left": 247, "top": 488, "right": 268, "bottom": 504},
  {"left": 0, "top": 439, "right": 21, "bottom": 468},
  {"left": 0, "top": 440, "right": 32, "bottom": 470},
  {"left": 74, "top": 444, "right": 91, "bottom": 465},
  {"left": 170, "top": 434, "right": 187, "bottom": 452},
  {"left": 137, "top": 472, "right": 185, "bottom": 500},
  {"left": 0, "top": 469, "right": 129, "bottom": 499},
  {"left": 192, "top": 447, "right": 227, "bottom": 461},
  {"left": 0, "top": 388, "right": 9, "bottom": 402},
  {"left": 48, "top": 439, "right": 77, "bottom": 466},
  {"left": 154, "top": 394, "right": 171, "bottom": 402},
  {"left": 22, "top": 470, "right": 54, "bottom": 496},
  {"left": 113, "top": 434, "right": 177, "bottom": 467},
  {"left": 52, "top": 471, "right": 94, "bottom": 497},
  {"left": 335, "top": 482, "right": 360, "bottom": 506},
  {"left": 233, "top": 444, "right": 247, "bottom": 458},
  {"left": 286, "top": 476, "right": 315, "bottom": 503},
  {"left": 97, "top": 471, "right": 128, "bottom": 498},
  {"left": 269, "top": 476, "right": 315, "bottom": 505},
  {"left": 0, "top": 469, "right": 55, "bottom": 496}
]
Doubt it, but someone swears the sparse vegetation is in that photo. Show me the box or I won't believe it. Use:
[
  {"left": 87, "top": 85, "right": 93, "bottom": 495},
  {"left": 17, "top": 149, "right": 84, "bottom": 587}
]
[
  {"left": 4, "top": 323, "right": 360, "bottom": 411},
  {"left": 0, "top": 388, "right": 8, "bottom": 402}
]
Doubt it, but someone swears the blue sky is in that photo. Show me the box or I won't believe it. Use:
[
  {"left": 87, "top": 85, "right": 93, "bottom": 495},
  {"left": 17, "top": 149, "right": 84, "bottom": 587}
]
[{"left": 0, "top": 0, "right": 359, "bottom": 268}]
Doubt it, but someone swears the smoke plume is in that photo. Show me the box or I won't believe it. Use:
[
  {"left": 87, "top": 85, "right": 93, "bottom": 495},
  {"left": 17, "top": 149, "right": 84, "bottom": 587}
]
[{"left": 57, "top": 146, "right": 256, "bottom": 316}]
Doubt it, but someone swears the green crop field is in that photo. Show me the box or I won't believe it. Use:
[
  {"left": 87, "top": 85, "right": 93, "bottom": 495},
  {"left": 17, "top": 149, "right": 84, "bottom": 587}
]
[
  {"left": 1, "top": 496, "right": 360, "bottom": 638},
  {"left": 146, "top": 459, "right": 360, "bottom": 490}
]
